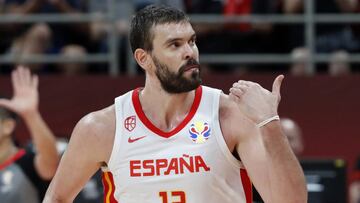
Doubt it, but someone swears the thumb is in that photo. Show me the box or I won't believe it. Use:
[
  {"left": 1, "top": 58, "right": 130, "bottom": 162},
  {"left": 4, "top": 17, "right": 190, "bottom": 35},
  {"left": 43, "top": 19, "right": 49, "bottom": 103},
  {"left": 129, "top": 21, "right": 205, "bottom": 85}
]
[
  {"left": 272, "top": 75, "right": 284, "bottom": 95},
  {"left": 0, "top": 99, "right": 14, "bottom": 111}
]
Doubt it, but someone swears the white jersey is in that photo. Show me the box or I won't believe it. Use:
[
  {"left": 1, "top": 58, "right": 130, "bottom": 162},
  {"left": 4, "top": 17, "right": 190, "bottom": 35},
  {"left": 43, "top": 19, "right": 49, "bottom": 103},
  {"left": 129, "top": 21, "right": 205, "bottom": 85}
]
[{"left": 102, "top": 86, "right": 252, "bottom": 203}]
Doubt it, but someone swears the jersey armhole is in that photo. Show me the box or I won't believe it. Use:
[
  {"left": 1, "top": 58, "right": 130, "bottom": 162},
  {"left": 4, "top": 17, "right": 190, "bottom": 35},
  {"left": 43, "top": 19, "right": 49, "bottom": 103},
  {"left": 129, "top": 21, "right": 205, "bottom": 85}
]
[
  {"left": 212, "top": 90, "right": 244, "bottom": 169},
  {"left": 107, "top": 95, "right": 126, "bottom": 169}
]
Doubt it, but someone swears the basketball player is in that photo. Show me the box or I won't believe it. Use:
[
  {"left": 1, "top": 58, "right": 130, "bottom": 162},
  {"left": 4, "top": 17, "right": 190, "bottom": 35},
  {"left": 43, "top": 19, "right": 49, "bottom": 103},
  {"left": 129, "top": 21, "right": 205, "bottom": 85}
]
[{"left": 43, "top": 5, "right": 307, "bottom": 203}]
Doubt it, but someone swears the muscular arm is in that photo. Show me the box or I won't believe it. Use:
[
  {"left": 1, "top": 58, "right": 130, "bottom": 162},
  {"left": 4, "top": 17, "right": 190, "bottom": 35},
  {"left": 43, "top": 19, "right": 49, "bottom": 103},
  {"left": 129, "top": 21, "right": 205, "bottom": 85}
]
[
  {"left": 43, "top": 106, "right": 115, "bottom": 203},
  {"left": 225, "top": 76, "right": 307, "bottom": 202}
]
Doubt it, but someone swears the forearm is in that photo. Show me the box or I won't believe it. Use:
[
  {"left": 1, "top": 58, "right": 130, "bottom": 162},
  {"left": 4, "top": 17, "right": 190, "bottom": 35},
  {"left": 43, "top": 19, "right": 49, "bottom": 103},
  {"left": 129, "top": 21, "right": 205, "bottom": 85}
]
[
  {"left": 22, "top": 110, "right": 59, "bottom": 171},
  {"left": 260, "top": 121, "right": 307, "bottom": 203},
  {"left": 336, "top": 0, "right": 358, "bottom": 12}
]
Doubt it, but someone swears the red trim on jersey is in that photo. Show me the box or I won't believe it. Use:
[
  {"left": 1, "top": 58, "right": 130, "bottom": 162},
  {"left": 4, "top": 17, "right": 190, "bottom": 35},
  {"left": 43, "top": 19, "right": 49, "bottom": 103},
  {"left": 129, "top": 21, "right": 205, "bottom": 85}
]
[
  {"left": 102, "top": 171, "right": 118, "bottom": 203},
  {"left": 240, "top": 169, "right": 252, "bottom": 203},
  {"left": 0, "top": 149, "right": 26, "bottom": 170},
  {"left": 132, "top": 86, "right": 202, "bottom": 138}
]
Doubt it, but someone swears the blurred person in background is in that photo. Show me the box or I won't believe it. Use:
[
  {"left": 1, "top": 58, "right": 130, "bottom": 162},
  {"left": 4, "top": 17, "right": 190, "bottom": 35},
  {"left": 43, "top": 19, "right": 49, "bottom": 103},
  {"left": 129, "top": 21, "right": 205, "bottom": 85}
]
[
  {"left": 0, "top": 66, "right": 60, "bottom": 202},
  {"left": 55, "top": 45, "right": 88, "bottom": 76},
  {"left": 2, "top": 0, "right": 90, "bottom": 73},
  {"left": 290, "top": 47, "right": 311, "bottom": 76},
  {"left": 328, "top": 50, "right": 351, "bottom": 76},
  {"left": 285, "top": 0, "right": 359, "bottom": 53},
  {"left": 280, "top": 117, "right": 304, "bottom": 156},
  {"left": 315, "top": 0, "right": 359, "bottom": 53}
]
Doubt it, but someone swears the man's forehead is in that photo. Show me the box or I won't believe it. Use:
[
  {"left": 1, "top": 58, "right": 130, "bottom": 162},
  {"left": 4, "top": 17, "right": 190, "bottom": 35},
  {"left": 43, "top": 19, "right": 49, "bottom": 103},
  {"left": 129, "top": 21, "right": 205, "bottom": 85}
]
[{"left": 153, "top": 22, "right": 195, "bottom": 41}]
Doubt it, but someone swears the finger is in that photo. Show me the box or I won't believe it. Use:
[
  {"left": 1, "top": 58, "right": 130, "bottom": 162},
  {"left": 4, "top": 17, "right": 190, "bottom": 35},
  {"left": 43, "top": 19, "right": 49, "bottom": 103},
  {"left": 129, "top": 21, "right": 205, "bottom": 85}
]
[
  {"left": 11, "top": 69, "right": 18, "bottom": 86},
  {"left": 232, "top": 83, "right": 249, "bottom": 91},
  {"left": 236, "top": 80, "right": 250, "bottom": 87},
  {"left": 16, "top": 66, "right": 26, "bottom": 87},
  {"left": 32, "top": 75, "right": 39, "bottom": 89},
  {"left": 229, "top": 87, "right": 244, "bottom": 98},
  {"left": 23, "top": 67, "right": 31, "bottom": 85},
  {"left": 272, "top": 75, "right": 284, "bottom": 96},
  {"left": 229, "top": 93, "right": 239, "bottom": 103},
  {"left": 12, "top": 67, "right": 21, "bottom": 92},
  {"left": 19, "top": 66, "right": 31, "bottom": 86}
]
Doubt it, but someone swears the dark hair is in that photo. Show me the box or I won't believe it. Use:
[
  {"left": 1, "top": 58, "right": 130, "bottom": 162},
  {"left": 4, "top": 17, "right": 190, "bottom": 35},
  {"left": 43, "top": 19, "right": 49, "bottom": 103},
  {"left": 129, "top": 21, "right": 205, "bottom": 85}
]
[
  {"left": 0, "top": 108, "right": 17, "bottom": 121},
  {"left": 129, "top": 5, "right": 190, "bottom": 53}
]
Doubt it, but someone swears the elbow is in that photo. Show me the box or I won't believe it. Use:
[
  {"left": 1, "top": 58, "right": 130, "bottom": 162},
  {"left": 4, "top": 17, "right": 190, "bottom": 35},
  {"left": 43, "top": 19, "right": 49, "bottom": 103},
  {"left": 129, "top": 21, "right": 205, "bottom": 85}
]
[
  {"left": 41, "top": 167, "right": 58, "bottom": 181},
  {"left": 43, "top": 193, "right": 69, "bottom": 203},
  {"left": 45, "top": 164, "right": 59, "bottom": 180},
  {"left": 300, "top": 187, "right": 308, "bottom": 203},
  {"left": 293, "top": 192, "right": 308, "bottom": 203},
  {"left": 289, "top": 182, "right": 308, "bottom": 203},
  {"left": 291, "top": 175, "right": 308, "bottom": 203},
  {"left": 38, "top": 158, "right": 61, "bottom": 181}
]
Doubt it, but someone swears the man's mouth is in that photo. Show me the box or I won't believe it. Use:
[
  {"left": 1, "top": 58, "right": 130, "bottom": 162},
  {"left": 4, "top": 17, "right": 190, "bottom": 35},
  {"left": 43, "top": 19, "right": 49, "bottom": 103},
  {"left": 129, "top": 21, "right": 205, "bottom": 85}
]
[{"left": 184, "top": 64, "right": 200, "bottom": 72}]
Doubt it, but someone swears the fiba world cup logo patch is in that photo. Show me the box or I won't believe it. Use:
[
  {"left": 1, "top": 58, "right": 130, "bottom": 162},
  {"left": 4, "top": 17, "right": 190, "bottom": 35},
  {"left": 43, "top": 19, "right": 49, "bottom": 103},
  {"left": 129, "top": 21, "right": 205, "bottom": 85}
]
[
  {"left": 188, "top": 121, "right": 211, "bottom": 144},
  {"left": 124, "top": 116, "right": 136, "bottom": 132}
]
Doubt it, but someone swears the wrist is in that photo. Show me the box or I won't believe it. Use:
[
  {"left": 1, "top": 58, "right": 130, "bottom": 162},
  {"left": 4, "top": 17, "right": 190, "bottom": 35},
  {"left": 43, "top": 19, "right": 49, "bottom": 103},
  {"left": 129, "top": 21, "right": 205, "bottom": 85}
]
[
  {"left": 258, "top": 120, "right": 283, "bottom": 139},
  {"left": 256, "top": 115, "right": 280, "bottom": 128},
  {"left": 21, "top": 109, "right": 40, "bottom": 121}
]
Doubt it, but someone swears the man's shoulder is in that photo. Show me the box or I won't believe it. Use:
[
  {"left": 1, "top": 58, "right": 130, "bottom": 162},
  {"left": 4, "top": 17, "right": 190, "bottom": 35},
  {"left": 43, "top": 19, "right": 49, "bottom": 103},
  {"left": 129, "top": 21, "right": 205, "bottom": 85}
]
[
  {"left": 69, "top": 105, "right": 116, "bottom": 162},
  {"left": 219, "top": 93, "right": 238, "bottom": 115},
  {"left": 218, "top": 93, "right": 257, "bottom": 139},
  {"left": 76, "top": 105, "right": 116, "bottom": 139}
]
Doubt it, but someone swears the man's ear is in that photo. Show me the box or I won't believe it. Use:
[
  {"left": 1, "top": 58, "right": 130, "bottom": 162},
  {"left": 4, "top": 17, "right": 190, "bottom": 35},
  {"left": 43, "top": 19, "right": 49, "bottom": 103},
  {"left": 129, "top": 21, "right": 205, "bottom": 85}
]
[
  {"left": 1, "top": 119, "right": 16, "bottom": 136},
  {"left": 134, "top": 48, "right": 151, "bottom": 71}
]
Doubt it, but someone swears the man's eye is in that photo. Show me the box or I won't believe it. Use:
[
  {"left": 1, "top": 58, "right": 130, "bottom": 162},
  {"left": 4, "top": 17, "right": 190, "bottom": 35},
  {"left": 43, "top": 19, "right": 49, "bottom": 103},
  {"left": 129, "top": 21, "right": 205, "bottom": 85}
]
[{"left": 172, "top": 42, "right": 180, "bottom": 48}]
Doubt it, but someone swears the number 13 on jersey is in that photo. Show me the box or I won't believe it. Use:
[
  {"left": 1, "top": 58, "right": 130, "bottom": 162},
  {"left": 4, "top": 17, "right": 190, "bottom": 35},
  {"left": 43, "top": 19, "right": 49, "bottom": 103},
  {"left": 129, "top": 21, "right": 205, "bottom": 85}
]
[{"left": 159, "top": 191, "right": 186, "bottom": 203}]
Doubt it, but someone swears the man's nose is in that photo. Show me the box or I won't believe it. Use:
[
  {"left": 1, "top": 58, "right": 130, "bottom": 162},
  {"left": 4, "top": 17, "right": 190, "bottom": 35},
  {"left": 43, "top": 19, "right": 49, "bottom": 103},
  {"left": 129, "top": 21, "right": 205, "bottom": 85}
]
[{"left": 183, "top": 43, "right": 195, "bottom": 60}]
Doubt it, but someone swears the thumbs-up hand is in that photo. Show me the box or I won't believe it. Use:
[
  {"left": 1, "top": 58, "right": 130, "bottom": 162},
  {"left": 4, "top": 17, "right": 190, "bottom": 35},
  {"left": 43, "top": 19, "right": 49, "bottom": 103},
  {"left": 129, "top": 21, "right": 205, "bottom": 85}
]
[{"left": 229, "top": 75, "right": 284, "bottom": 124}]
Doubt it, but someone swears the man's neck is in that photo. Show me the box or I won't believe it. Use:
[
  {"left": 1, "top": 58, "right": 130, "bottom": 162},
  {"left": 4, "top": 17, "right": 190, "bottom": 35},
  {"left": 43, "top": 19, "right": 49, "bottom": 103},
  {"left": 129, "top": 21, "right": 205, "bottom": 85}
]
[
  {"left": 140, "top": 85, "right": 196, "bottom": 132},
  {"left": 0, "top": 138, "right": 18, "bottom": 165}
]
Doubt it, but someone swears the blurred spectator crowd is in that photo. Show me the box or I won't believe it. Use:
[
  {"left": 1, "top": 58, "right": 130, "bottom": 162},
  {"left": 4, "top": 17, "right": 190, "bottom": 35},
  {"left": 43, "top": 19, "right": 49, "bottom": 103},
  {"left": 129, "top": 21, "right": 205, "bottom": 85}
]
[{"left": 0, "top": 0, "right": 360, "bottom": 75}]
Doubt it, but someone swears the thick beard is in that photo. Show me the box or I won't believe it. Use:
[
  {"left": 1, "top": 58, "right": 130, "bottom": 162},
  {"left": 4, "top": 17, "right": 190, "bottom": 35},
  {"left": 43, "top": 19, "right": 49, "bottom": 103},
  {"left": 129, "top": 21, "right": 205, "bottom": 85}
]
[{"left": 153, "top": 56, "right": 202, "bottom": 94}]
